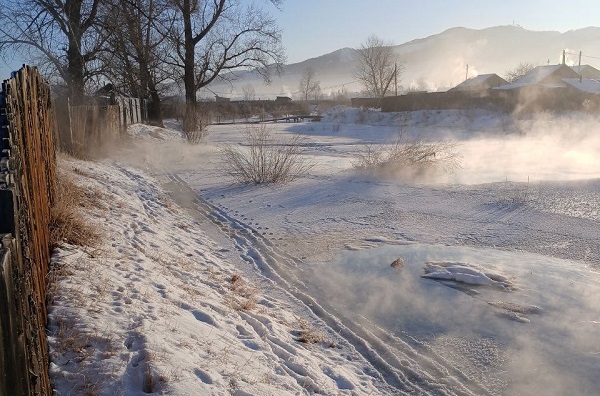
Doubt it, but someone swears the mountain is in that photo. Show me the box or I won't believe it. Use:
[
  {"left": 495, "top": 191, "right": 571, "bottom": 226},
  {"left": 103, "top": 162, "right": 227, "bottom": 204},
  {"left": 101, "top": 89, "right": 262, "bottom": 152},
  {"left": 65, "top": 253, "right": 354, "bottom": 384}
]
[{"left": 203, "top": 25, "right": 600, "bottom": 99}]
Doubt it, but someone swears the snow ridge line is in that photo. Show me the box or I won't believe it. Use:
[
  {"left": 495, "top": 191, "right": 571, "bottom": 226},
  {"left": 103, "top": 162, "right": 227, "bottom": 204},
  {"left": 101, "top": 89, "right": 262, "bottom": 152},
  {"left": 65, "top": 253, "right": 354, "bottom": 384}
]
[{"left": 163, "top": 172, "right": 490, "bottom": 396}]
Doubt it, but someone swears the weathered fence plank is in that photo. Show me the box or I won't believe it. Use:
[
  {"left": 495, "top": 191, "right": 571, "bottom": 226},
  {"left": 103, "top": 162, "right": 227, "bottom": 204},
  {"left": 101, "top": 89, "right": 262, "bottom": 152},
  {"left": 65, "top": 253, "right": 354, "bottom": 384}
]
[{"left": 0, "top": 65, "right": 55, "bottom": 395}]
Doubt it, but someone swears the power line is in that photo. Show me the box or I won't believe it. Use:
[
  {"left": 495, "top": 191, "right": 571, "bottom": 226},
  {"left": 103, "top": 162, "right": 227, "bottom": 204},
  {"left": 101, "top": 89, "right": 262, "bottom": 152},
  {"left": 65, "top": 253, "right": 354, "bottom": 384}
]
[{"left": 565, "top": 51, "right": 600, "bottom": 60}]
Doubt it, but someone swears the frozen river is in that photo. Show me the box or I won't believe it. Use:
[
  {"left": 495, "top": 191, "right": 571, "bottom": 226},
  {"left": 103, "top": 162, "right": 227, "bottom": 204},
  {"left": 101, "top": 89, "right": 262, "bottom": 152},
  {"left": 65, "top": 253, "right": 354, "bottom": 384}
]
[{"left": 306, "top": 244, "right": 600, "bottom": 395}]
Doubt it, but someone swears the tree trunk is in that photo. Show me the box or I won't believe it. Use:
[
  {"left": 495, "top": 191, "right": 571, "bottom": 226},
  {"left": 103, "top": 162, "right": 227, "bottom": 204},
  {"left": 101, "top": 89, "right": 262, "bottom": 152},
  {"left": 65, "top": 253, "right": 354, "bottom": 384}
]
[
  {"left": 66, "top": 39, "right": 85, "bottom": 100},
  {"left": 181, "top": 0, "right": 198, "bottom": 135},
  {"left": 147, "top": 84, "right": 164, "bottom": 127},
  {"left": 183, "top": 54, "right": 196, "bottom": 133}
]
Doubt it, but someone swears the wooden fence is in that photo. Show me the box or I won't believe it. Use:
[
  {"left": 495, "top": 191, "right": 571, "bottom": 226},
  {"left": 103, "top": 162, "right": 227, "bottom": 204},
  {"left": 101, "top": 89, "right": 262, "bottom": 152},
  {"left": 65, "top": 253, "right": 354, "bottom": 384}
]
[
  {"left": 115, "top": 97, "right": 145, "bottom": 126},
  {"left": 57, "top": 97, "right": 145, "bottom": 156},
  {"left": 0, "top": 66, "right": 55, "bottom": 395},
  {"left": 69, "top": 105, "right": 121, "bottom": 157}
]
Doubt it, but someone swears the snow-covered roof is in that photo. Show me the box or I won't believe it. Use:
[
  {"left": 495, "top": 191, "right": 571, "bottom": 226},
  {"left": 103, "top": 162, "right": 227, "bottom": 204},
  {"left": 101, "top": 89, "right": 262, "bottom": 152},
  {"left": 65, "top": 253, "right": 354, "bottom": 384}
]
[
  {"left": 450, "top": 74, "right": 507, "bottom": 91},
  {"left": 494, "top": 64, "right": 581, "bottom": 90},
  {"left": 563, "top": 78, "right": 600, "bottom": 94},
  {"left": 514, "top": 65, "right": 560, "bottom": 84},
  {"left": 493, "top": 82, "right": 566, "bottom": 90},
  {"left": 511, "top": 64, "right": 579, "bottom": 85},
  {"left": 570, "top": 65, "right": 600, "bottom": 79}
]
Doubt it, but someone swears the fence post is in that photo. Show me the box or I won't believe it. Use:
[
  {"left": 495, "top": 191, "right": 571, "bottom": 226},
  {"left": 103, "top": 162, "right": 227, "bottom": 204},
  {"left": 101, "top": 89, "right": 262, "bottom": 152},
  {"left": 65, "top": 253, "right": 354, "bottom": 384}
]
[{"left": 0, "top": 65, "right": 55, "bottom": 395}]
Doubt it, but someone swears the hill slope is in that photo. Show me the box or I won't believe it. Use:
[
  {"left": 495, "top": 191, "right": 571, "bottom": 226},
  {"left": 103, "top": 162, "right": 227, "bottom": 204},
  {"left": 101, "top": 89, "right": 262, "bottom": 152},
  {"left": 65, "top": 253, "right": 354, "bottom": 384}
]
[{"left": 204, "top": 25, "right": 600, "bottom": 98}]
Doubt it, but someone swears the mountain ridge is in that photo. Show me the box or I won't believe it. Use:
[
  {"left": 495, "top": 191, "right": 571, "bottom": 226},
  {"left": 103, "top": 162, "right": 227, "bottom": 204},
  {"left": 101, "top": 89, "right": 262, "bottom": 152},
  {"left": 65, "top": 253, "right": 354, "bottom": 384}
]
[{"left": 204, "top": 25, "right": 600, "bottom": 99}]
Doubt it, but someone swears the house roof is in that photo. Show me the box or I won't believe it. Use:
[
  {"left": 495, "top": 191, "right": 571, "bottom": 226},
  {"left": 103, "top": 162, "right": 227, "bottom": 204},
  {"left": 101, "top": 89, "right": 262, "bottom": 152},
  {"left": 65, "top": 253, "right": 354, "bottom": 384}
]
[
  {"left": 494, "top": 82, "right": 566, "bottom": 90},
  {"left": 494, "top": 64, "right": 580, "bottom": 90},
  {"left": 450, "top": 74, "right": 508, "bottom": 91},
  {"left": 512, "top": 64, "right": 579, "bottom": 85},
  {"left": 563, "top": 78, "right": 600, "bottom": 94},
  {"left": 570, "top": 65, "right": 600, "bottom": 79}
]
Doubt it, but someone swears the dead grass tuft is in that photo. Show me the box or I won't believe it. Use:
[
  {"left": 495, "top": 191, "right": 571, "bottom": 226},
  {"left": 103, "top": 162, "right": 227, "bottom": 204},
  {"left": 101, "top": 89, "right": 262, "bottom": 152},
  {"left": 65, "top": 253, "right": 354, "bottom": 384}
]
[
  {"left": 229, "top": 273, "right": 259, "bottom": 311},
  {"left": 143, "top": 362, "right": 155, "bottom": 393},
  {"left": 293, "top": 318, "right": 326, "bottom": 344},
  {"left": 50, "top": 171, "right": 100, "bottom": 249}
]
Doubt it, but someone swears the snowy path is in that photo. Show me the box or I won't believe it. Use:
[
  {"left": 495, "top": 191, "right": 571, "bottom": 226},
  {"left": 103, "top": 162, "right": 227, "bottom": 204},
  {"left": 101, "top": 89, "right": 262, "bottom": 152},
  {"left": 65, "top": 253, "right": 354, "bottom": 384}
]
[{"left": 162, "top": 172, "right": 502, "bottom": 396}]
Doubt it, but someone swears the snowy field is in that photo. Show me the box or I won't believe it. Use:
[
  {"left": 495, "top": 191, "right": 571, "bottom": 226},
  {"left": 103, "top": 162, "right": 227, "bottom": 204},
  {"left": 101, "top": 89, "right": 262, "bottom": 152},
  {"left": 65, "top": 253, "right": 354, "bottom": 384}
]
[{"left": 49, "top": 107, "right": 600, "bottom": 395}]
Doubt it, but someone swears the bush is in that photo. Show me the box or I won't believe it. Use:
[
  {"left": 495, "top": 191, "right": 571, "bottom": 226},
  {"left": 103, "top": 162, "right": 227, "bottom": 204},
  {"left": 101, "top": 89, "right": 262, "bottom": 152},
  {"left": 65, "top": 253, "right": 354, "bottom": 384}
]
[
  {"left": 221, "top": 124, "right": 312, "bottom": 184},
  {"left": 181, "top": 105, "right": 211, "bottom": 144},
  {"left": 353, "top": 131, "right": 461, "bottom": 181}
]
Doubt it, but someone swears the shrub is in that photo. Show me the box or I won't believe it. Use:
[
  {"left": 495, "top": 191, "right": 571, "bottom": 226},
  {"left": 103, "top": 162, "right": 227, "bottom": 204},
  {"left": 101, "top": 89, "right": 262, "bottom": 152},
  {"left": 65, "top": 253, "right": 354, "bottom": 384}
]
[
  {"left": 181, "top": 105, "right": 211, "bottom": 144},
  {"left": 353, "top": 130, "right": 461, "bottom": 181},
  {"left": 221, "top": 124, "right": 312, "bottom": 184}
]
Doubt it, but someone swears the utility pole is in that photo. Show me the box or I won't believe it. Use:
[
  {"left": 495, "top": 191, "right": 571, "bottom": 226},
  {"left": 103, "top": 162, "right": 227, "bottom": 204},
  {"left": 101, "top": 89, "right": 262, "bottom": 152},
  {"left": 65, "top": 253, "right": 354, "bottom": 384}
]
[
  {"left": 465, "top": 64, "right": 469, "bottom": 81},
  {"left": 562, "top": 49, "right": 566, "bottom": 65},
  {"left": 579, "top": 51, "right": 582, "bottom": 82},
  {"left": 394, "top": 63, "right": 398, "bottom": 96}
]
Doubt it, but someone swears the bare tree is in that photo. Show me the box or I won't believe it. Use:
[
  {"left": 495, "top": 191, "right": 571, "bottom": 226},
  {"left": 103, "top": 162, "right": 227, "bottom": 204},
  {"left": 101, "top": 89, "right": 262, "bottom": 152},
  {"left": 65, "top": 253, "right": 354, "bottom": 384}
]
[
  {"left": 101, "top": 0, "right": 174, "bottom": 126},
  {"left": 0, "top": 0, "right": 106, "bottom": 99},
  {"left": 298, "top": 66, "right": 321, "bottom": 101},
  {"left": 353, "top": 35, "right": 403, "bottom": 98},
  {"left": 242, "top": 83, "right": 256, "bottom": 101},
  {"left": 166, "top": 0, "right": 285, "bottom": 138},
  {"left": 504, "top": 62, "right": 535, "bottom": 83}
]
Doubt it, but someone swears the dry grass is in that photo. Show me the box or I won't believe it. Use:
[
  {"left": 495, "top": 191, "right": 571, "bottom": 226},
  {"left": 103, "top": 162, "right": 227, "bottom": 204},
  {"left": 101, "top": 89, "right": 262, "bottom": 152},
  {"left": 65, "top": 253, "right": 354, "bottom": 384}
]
[
  {"left": 293, "top": 318, "right": 326, "bottom": 344},
  {"left": 229, "top": 273, "right": 259, "bottom": 311},
  {"left": 353, "top": 130, "right": 461, "bottom": 181},
  {"left": 220, "top": 124, "right": 313, "bottom": 184},
  {"left": 50, "top": 171, "right": 101, "bottom": 249},
  {"left": 143, "top": 361, "right": 155, "bottom": 393}
]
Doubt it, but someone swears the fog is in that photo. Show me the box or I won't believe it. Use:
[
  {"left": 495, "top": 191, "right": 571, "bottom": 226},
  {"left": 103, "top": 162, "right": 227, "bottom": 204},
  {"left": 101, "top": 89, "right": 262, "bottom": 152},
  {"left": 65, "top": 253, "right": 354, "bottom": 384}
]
[
  {"left": 306, "top": 244, "right": 600, "bottom": 396},
  {"left": 455, "top": 113, "right": 600, "bottom": 184}
]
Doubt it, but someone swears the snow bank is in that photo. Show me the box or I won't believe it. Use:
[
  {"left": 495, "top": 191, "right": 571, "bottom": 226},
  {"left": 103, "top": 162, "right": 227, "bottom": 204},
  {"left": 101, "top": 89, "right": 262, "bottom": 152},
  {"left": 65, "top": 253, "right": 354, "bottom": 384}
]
[
  {"left": 127, "top": 122, "right": 185, "bottom": 141},
  {"left": 47, "top": 156, "right": 387, "bottom": 395}
]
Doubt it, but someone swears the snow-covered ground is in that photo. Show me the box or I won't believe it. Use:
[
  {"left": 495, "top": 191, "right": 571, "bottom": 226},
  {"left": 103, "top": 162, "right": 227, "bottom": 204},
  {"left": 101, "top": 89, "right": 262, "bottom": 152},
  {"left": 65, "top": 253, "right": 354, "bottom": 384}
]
[{"left": 49, "top": 108, "right": 600, "bottom": 395}]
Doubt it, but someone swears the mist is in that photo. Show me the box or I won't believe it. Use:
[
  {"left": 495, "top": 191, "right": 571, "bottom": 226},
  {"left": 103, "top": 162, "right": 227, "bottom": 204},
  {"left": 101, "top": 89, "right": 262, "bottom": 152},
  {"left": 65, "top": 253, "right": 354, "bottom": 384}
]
[
  {"left": 455, "top": 113, "right": 600, "bottom": 184},
  {"left": 306, "top": 244, "right": 600, "bottom": 396}
]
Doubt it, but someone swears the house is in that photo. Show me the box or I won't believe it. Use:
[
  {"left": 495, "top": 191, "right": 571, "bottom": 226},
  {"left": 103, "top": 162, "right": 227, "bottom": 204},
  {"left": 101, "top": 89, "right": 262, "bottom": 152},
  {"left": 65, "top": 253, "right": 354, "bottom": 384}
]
[
  {"left": 448, "top": 74, "right": 508, "bottom": 93},
  {"left": 493, "top": 64, "right": 600, "bottom": 112},
  {"left": 494, "top": 64, "right": 580, "bottom": 90},
  {"left": 275, "top": 96, "right": 292, "bottom": 103},
  {"left": 562, "top": 78, "right": 600, "bottom": 94},
  {"left": 570, "top": 65, "right": 600, "bottom": 80}
]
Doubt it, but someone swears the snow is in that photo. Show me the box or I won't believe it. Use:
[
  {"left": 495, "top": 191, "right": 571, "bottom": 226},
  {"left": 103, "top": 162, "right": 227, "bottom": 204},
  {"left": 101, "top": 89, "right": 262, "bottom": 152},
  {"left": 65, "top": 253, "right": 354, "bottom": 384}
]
[
  {"left": 422, "top": 261, "right": 514, "bottom": 289},
  {"left": 510, "top": 64, "right": 566, "bottom": 85},
  {"left": 49, "top": 106, "right": 600, "bottom": 395},
  {"left": 563, "top": 77, "right": 600, "bottom": 94},
  {"left": 48, "top": 156, "right": 389, "bottom": 395}
]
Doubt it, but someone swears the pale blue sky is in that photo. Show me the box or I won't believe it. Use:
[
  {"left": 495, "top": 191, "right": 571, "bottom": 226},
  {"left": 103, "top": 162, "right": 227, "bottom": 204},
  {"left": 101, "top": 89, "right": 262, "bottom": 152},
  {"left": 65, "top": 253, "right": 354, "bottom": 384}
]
[
  {"left": 276, "top": 0, "right": 599, "bottom": 63},
  {"left": 0, "top": 1, "right": 598, "bottom": 79}
]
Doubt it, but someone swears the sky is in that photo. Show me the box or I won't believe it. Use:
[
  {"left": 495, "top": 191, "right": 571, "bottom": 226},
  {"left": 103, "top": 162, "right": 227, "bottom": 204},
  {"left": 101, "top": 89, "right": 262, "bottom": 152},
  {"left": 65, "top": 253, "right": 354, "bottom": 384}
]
[
  {"left": 1, "top": 0, "right": 598, "bottom": 80},
  {"left": 275, "top": 0, "right": 600, "bottom": 63}
]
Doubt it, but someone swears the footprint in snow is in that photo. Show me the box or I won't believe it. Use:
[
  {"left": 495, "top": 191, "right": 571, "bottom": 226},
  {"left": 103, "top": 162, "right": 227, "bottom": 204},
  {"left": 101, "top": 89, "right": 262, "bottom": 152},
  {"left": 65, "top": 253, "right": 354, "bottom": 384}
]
[
  {"left": 191, "top": 309, "right": 218, "bottom": 327},
  {"left": 236, "top": 324, "right": 253, "bottom": 339},
  {"left": 194, "top": 368, "right": 213, "bottom": 384}
]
